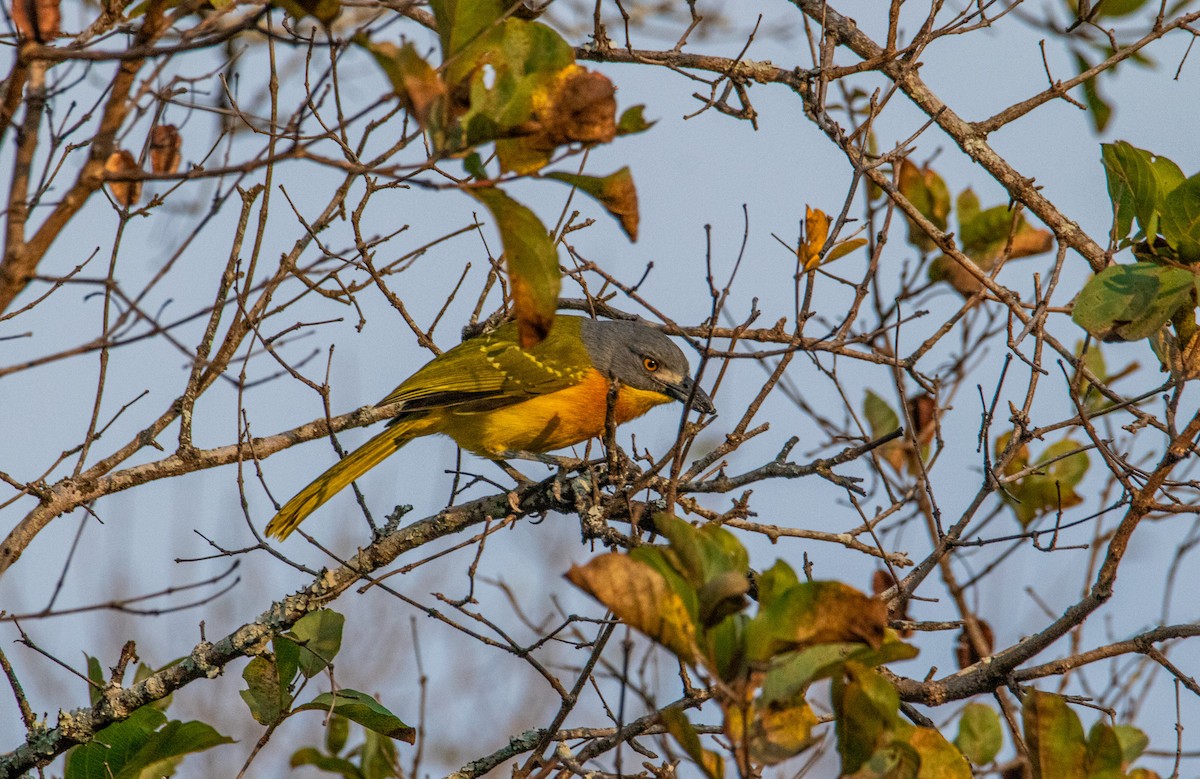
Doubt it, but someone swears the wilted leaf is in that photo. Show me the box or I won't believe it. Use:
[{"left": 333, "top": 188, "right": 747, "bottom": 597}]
[
  {"left": 1024, "top": 690, "right": 1087, "bottom": 779},
  {"left": 105, "top": 150, "right": 142, "bottom": 208},
  {"left": 898, "top": 158, "right": 949, "bottom": 251},
  {"left": 149, "top": 125, "right": 181, "bottom": 175},
  {"left": 1071, "top": 262, "right": 1199, "bottom": 342},
  {"left": 545, "top": 167, "right": 639, "bottom": 240},
  {"left": 536, "top": 66, "right": 616, "bottom": 146},
  {"left": 468, "top": 186, "right": 559, "bottom": 347},
  {"left": 296, "top": 690, "right": 415, "bottom": 742},
  {"left": 746, "top": 697, "right": 821, "bottom": 764},
  {"left": 661, "top": 708, "right": 724, "bottom": 779},
  {"left": 955, "top": 702, "right": 1003, "bottom": 766},
  {"left": 567, "top": 553, "right": 700, "bottom": 663},
  {"left": 746, "top": 581, "right": 888, "bottom": 662},
  {"left": 239, "top": 638, "right": 298, "bottom": 726},
  {"left": 356, "top": 39, "right": 446, "bottom": 126}
]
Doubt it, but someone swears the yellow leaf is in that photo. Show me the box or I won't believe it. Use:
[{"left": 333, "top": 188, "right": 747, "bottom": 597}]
[{"left": 802, "top": 206, "right": 830, "bottom": 271}]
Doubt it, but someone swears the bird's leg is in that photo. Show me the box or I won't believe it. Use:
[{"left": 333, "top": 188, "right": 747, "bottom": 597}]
[
  {"left": 496, "top": 450, "right": 583, "bottom": 469},
  {"left": 492, "top": 458, "right": 535, "bottom": 487}
]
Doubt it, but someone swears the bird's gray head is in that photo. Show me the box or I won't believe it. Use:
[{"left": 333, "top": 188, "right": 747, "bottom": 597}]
[{"left": 579, "top": 318, "right": 715, "bottom": 414}]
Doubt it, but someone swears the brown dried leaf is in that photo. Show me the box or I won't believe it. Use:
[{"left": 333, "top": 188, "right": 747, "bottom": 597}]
[
  {"left": 149, "top": 125, "right": 181, "bottom": 175},
  {"left": 871, "top": 569, "right": 911, "bottom": 638},
  {"left": 954, "top": 620, "right": 995, "bottom": 669},
  {"left": 12, "top": 0, "right": 59, "bottom": 42},
  {"left": 104, "top": 150, "right": 142, "bottom": 208},
  {"left": 1008, "top": 225, "right": 1054, "bottom": 259},
  {"left": 539, "top": 66, "right": 616, "bottom": 146}
]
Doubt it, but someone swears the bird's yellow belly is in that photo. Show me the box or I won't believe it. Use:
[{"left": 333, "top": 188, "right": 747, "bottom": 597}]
[{"left": 439, "top": 370, "right": 672, "bottom": 457}]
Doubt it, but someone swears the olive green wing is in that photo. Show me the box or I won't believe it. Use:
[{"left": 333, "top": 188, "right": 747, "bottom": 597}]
[{"left": 377, "top": 318, "right": 592, "bottom": 413}]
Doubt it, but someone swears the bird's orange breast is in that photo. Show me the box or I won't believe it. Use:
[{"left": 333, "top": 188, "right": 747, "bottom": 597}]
[{"left": 433, "top": 368, "right": 673, "bottom": 457}]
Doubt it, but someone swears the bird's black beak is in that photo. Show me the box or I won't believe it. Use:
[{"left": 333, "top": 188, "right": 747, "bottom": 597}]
[{"left": 666, "top": 376, "right": 715, "bottom": 415}]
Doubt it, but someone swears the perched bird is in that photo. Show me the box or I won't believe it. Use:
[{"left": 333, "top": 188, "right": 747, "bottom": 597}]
[{"left": 265, "top": 315, "right": 714, "bottom": 539}]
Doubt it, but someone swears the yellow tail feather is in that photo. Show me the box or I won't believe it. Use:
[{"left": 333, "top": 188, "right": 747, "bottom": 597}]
[{"left": 265, "top": 419, "right": 425, "bottom": 540}]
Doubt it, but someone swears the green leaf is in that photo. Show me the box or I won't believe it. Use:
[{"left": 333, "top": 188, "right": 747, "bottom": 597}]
[
  {"left": 1071, "top": 262, "right": 1198, "bottom": 341},
  {"left": 86, "top": 655, "right": 104, "bottom": 706},
  {"left": 359, "top": 727, "right": 400, "bottom": 779},
  {"left": 326, "top": 713, "right": 351, "bottom": 755},
  {"left": 705, "top": 612, "right": 747, "bottom": 682},
  {"left": 754, "top": 559, "right": 799, "bottom": 608},
  {"left": 116, "top": 720, "right": 234, "bottom": 779},
  {"left": 290, "top": 747, "right": 365, "bottom": 779},
  {"left": 1073, "top": 52, "right": 1112, "bottom": 133},
  {"left": 1101, "top": 141, "right": 1160, "bottom": 241},
  {"left": 65, "top": 708, "right": 231, "bottom": 779},
  {"left": 296, "top": 690, "right": 416, "bottom": 743},
  {"left": 66, "top": 707, "right": 166, "bottom": 779},
  {"left": 467, "top": 186, "right": 560, "bottom": 348},
  {"left": 446, "top": 20, "right": 575, "bottom": 152},
  {"left": 1024, "top": 690, "right": 1087, "bottom": 779},
  {"left": 653, "top": 513, "right": 747, "bottom": 588},
  {"left": 1084, "top": 721, "right": 1126, "bottom": 779},
  {"left": 429, "top": 0, "right": 507, "bottom": 59},
  {"left": 616, "top": 104, "right": 654, "bottom": 135},
  {"left": 463, "top": 152, "right": 488, "bottom": 181},
  {"left": 545, "top": 168, "right": 640, "bottom": 240},
  {"left": 863, "top": 390, "right": 900, "bottom": 438},
  {"left": 270, "top": 0, "right": 339, "bottom": 25},
  {"left": 1161, "top": 174, "right": 1200, "bottom": 263},
  {"left": 762, "top": 637, "right": 917, "bottom": 706},
  {"left": 661, "top": 708, "right": 724, "bottom": 779},
  {"left": 289, "top": 609, "right": 346, "bottom": 678},
  {"left": 1112, "top": 724, "right": 1150, "bottom": 764},
  {"left": 905, "top": 726, "right": 972, "bottom": 778},
  {"left": 832, "top": 663, "right": 901, "bottom": 774},
  {"left": 954, "top": 703, "right": 1003, "bottom": 766}
]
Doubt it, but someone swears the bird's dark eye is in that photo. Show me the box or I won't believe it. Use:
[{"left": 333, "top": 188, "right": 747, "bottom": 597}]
[{"left": 642, "top": 357, "right": 659, "bottom": 372}]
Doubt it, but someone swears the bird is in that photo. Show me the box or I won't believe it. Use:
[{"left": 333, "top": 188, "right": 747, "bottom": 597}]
[{"left": 265, "top": 315, "right": 714, "bottom": 539}]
